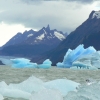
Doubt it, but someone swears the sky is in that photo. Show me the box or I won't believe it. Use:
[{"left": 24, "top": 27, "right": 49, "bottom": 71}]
[{"left": 0, "top": 0, "right": 100, "bottom": 46}]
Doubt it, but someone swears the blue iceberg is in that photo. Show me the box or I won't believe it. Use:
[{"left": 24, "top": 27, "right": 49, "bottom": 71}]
[
  {"left": 11, "top": 58, "right": 37, "bottom": 68},
  {"left": 38, "top": 59, "right": 52, "bottom": 69},
  {"left": 57, "top": 44, "right": 96, "bottom": 68}
]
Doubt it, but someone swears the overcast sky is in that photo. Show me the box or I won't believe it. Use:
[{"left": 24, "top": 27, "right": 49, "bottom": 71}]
[{"left": 0, "top": 0, "right": 100, "bottom": 46}]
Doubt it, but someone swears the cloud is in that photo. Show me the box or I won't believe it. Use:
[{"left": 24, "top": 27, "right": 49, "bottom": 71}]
[
  {"left": 21, "top": 0, "right": 95, "bottom": 4},
  {"left": 0, "top": 0, "right": 96, "bottom": 33},
  {"left": 66, "top": 0, "right": 94, "bottom": 4}
]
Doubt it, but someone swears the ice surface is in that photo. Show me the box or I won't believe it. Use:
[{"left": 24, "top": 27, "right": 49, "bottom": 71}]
[
  {"left": 0, "top": 81, "right": 31, "bottom": 99},
  {"left": 57, "top": 44, "right": 96, "bottom": 68},
  {"left": 0, "top": 94, "right": 4, "bottom": 100},
  {"left": 11, "top": 58, "right": 37, "bottom": 68},
  {"left": 64, "top": 83, "right": 100, "bottom": 100},
  {"left": 0, "top": 76, "right": 80, "bottom": 99},
  {"left": 0, "top": 58, "right": 12, "bottom": 65},
  {"left": 44, "top": 79, "right": 80, "bottom": 96},
  {"left": 30, "top": 88, "right": 63, "bottom": 100},
  {"left": 72, "top": 52, "right": 100, "bottom": 69},
  {"left": 9, "top": 76, "right": 45, "bottom": 93},
  {"left": 38, "top": 59, "right": 52, "bottom": 69}
]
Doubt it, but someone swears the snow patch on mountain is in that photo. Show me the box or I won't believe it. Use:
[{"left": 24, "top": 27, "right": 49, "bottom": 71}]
[
  {"left": 43, "top": 29, "right": 47, "bottom": 34},
  {"left": 27, "top": 34, "right": 33, "bottom": 37},
  {"left": 36, "top": 34, "right": 45, "bottom": 40},
  {"left": 92, "top": 11, "right": 100, "bottom": 19},
  {"left": 54, "top": 31, "right": 65, "bottom": 41}
]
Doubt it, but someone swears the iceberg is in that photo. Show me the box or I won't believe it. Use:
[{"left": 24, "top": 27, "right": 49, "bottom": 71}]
[
  {"left": 30, "top": 88, "right": 63, "bottom": 100},
  {"left": 10, "top": 58, "right": 52, "bottom": 69},
  {"left": 38, "top": 59, "right": 52, "bottom": 69},
  {"left": 0, "top": 76, "right": 80, "bottom": 99},
  {"left": 64, "top": 83, "right": 100, "bottom": 100},
  {"left": 44, "top": 79, "right": 80, "bottom": 96},
  {"left": 9, "top": 76, "right": 45, "bottom": 93},
  {"left": 57, "top": 44, "right": 96, "bottom": 68},
  {"left": 0, "top": 81, "right": 31, "bottom": 99},
  {"left": 11, "top": 58, "right": 37, "bottom": 68},
  {"left": 71, "top": 52, "right": 100, "bottom": 69},
  {"left": 0, "top": 94, "right": 3, "bottom": 100}
]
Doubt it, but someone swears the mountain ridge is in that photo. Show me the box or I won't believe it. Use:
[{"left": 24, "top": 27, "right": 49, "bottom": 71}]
[
  {"left": 31, "top": 10, "right": 100, "bottom": 65},
  {"left": 0, "top": 25, "right": 67, "bottom": 57}
]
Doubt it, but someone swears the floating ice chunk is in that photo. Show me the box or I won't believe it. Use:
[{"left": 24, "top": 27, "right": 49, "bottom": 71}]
[
  {"left": 43, "top": 59, "right": 52, "bottom": 64},
  {"left": 38, "top": 59, "right": 52, "bottom": 69},
  {"left": 30, "top": 88, "right": 63, "bottom": 100},
  {"left": 0, "top": 94, "right": 4, "bottom": 100},
  {"left": 57, "top": 44, "right": 96, "bottom": 68},
  {"left": 64, "top": 83, "right": 100, "bottom": 100},
  {"left": 9, "top": 76, "right": 45, "bottom": 93},
  {"left": 11, "top": 58, "right": 37, "bottom": 68},
  {"left": 0, "top": 81, "right": 31, "bottom": 99},
  {"left": 0, "top": 88, "right": 31, "bottom": 99},
  {"left": 0, "top": 58, "right": 12, "bottom": 65},
  {"left": 0, "top": 76, "right": 81, "bottom": 99},
  {"left": 56, "top": 62, "right": 64, "bottom": 68},
  {"left": 44, "top": 79, "right": 80, "bottom": 96}
]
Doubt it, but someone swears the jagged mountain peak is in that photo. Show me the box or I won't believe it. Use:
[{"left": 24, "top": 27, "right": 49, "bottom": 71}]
[
  {"left": 41, "top": 24, "right": 50, "bottom": 32},
  {"left": 89, "top": 10, "right": 100, "bottom": 19}
]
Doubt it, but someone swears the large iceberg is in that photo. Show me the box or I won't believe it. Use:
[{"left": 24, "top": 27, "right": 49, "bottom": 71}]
[
  {"left": 57, "top": 44, "right": 96, "bottom": 68},
  {"left": 11, "top": 58, "right": 37, "bottom": 68},
  {"left": 71, "top": 52, "right": 100, "bottom": 69}
]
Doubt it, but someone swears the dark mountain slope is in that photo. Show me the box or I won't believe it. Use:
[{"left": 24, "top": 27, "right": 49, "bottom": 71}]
[{"left": 31, "top": 10, "right": 100, "bottom": 65}]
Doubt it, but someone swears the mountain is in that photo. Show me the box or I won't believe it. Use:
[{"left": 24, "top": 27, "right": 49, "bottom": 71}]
[
  {"left": 0, "top": 25, "right": 66, "bottom": 57},
  {"left": 31, "top": 10, "right": 100, "bottom": 65}
]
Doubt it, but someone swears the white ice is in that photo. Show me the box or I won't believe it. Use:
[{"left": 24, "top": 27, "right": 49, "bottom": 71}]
[
  {"left": 30, "top": 88, "right": 63, "bottom": 100},
  {"left": 64, "top": 83, "right": 100, "bottom": 100},
  {"left": 0, "top": 76, "right": 79, "bottom": 99},
  {"left": 0, "top": 94, "right": 4, "bottom": 100},
  {"left": 44, "top": 79, "right": 80, "bottom": 96}
]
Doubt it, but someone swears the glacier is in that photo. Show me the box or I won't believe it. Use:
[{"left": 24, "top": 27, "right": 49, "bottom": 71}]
[{"left": 57, "top": 44, "right": 96, "bottom": 68}]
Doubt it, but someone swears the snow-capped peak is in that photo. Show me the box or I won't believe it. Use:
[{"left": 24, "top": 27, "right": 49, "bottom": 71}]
[
  {"left": 54, "top": 31, "right": 65, "bottom": 41},
  {"left": 92, "top": 11, "right": 100, "bottom": 19},
  {"left": 27, "top": 34, "right": 33, "bottom": 37},
  {"left": 36, "top": 34, "right": 45, "bottom": 40}
]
